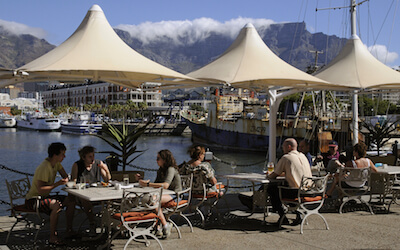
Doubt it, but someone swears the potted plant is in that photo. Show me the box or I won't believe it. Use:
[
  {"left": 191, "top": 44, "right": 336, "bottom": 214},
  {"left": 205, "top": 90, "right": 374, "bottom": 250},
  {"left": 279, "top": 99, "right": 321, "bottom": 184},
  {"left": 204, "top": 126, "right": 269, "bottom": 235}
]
[{"left": 94, "top": 120, "right": 149, "bottom": 172}]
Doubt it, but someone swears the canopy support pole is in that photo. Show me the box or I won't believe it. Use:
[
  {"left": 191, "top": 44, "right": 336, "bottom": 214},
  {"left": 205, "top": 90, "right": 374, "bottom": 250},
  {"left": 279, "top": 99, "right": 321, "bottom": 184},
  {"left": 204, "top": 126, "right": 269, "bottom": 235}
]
[
  {"left": 352, "top": 90, "right": 359, "bottom": 145},
  {"left": 268, "top": 88, "right": 299, "bottom": 163}
]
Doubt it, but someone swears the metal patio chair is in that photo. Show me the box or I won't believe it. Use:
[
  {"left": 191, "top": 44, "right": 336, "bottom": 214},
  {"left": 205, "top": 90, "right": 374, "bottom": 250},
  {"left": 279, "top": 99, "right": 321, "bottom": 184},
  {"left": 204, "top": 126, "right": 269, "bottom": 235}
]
[
  {"left": 5, "top": 175, "right": 48, "bottom": 244},
  {"left": 186, "top": 169, "right": 226, "bottom": 227},
  {"left": 279, "top": 175, "right": 329, "bottom": 234},
  {"left": 369, "top": 172, "right": 396, "bottom": 213},
  {"left": 337, "top": 167, "right": 373, "bottom": 214},
  {"left": 110, "top": 187, "right": 164, "bottom": 250},
  {"left": 162, "top": 174, "right": 193, "bottom": 238}
]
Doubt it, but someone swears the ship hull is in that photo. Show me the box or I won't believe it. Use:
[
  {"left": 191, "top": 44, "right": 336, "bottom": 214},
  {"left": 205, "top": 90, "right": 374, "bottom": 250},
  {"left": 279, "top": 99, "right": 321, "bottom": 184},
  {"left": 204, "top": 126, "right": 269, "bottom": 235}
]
[
  {"left": 182, "top": 116, "right": 307, "bottom": 152},
  {"left": 61, "top": 123, "right": 102, "bottom": 135}
]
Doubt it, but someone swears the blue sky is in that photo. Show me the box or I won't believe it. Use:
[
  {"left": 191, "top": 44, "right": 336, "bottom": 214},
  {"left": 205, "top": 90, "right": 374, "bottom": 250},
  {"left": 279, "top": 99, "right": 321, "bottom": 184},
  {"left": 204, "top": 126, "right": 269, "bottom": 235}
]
[{"left": 0, "top": 0, "right": 399, "bottom": 68}]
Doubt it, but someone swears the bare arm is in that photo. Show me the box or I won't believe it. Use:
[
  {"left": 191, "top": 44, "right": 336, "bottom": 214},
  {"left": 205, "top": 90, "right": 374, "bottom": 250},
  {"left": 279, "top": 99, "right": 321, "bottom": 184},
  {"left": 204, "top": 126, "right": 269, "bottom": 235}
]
[
  {"left": 267, "top": 172, "right": 279, "bottom": 180},
  {"left": 71, "top": 162, "right": 78, "bottom": 182},
  {"left": 98, "top": 161, "right": 111, "bottom": 182},
  {"left": 210, "top": 176, "right": 217, "bottom": 185},
  {"left": 36, "top": 178, "right": 67, "bottom": 195},
  {"left": 139, "top": 179, "right": 169, "bottom": 189}
]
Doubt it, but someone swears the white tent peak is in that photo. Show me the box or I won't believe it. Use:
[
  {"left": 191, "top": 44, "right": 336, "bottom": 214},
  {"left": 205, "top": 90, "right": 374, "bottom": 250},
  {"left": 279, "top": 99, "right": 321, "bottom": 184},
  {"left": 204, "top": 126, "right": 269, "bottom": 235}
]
[
  {"left": 315, "top": 34, "right": 400, "bottom": 89},
  {"left": 188, "top": 20, "right": 332, "bottom": 89},
  {"left": 4, "top": 4, "right": 201, "bottom": 89},
  {"left": 89, "top": 4, "right": 103, "bottom": 12},
  {"left": 350, "top": 34, "right": 359, "bottom": 40}
]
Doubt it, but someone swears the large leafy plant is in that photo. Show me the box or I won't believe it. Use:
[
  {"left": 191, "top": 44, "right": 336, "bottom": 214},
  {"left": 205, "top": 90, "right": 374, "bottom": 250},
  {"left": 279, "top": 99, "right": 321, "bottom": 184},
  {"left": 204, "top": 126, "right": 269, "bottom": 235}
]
[
  {"left": 94, "top": 121, "right": 149, "bottom": 172},
  {"left": 361, "top": 118, "right": 400, "bottom": 156}
]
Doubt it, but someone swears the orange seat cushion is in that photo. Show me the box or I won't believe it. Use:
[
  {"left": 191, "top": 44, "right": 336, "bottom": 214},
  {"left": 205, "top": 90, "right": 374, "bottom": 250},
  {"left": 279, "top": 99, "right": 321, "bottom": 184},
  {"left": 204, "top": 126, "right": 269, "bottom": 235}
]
[
  {"left": 282, "top": 196, "right": 323, "bottom": 202},
  {"left": 162, "top": 200, "right": 188, "bottom": 208},
  {"left": 192, "top": 192, "right": 219, "bottom": 198},
  {"left": 216, "top": 184, "right": 225, "bottom": 189},
  {"left": 113, "top": 211, "right": 158, "bottom": 222}
]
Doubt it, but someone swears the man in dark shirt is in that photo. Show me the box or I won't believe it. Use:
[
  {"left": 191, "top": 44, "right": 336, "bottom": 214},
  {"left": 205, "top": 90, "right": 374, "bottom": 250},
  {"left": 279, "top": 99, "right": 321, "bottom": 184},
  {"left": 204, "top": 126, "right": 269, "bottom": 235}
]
[
  {"left": 299, "top": 139, "right": 312, "bottom": 167},
  {"left": 315, "top": 140, "right": 340, "bottom": 170}
]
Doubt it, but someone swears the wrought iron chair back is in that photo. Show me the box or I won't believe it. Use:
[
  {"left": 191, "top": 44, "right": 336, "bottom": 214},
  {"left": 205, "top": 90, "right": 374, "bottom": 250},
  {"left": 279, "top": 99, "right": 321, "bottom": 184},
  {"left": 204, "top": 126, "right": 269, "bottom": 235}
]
[
  {"left": 337, "top": 167, "right": 373, "bottom": 214},
  {"left": 369, "top": 172, "right": 395, "bottom": 213},
  {"left": 162, "top": 174, "right": 193, "bottom": 238},
  {"left": 110, "top": 188, "right": 164, "bottom": 250},
  {"left": 5, "top": 175, "right": 47, "bottom": 244},
  {"left": 279, "top": 175, "right": 330, "bottom": 234}
]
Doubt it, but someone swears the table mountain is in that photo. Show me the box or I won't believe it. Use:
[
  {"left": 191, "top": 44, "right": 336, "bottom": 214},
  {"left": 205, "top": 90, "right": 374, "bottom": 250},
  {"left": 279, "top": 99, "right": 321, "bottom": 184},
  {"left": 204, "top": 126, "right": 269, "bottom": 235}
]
[{"left": 0, "top": 22, "right": 346, "bottom": 74}]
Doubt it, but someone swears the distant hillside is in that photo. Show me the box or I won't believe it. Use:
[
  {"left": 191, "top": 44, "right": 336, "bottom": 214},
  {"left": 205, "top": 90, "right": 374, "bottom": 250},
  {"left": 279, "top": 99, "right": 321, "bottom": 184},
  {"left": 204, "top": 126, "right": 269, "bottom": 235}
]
[
  {"left": 0, "top": 21, "right": 346, "bottom": 74},
  {"left": 0, "top": 26, "right": 55, "bottom": 69}
]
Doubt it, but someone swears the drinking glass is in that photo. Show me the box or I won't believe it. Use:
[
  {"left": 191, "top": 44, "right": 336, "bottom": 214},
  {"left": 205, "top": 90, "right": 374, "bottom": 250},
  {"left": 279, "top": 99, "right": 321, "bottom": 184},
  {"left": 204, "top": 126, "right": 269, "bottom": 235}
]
[
  {"left": 267, "top": 162, "right": 275, "bottom": 173},
  {"left": 123, "top": 174, "right": 129, "bottom": 186},
  {"left": 262, "top": 161, "right": 268, "bottom": 174},
  {"left": 230, "top": 161, "right": 237, "bottom": 173}
]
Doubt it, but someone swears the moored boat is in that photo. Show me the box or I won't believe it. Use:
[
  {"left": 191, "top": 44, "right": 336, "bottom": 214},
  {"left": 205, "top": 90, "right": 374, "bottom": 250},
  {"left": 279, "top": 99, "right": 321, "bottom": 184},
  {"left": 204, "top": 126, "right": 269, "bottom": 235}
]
[
  {"left": 0, "top": 114, "right": 16, "bottom": 128},
  {"left": 61, "top": 111, "right": 102, "bottom": 135},
  {"left": 181, "top": 95, "right": 312, "bottom": 152},
  {"left": 17, "top": 112, "right": 61, "bottom": 131}
]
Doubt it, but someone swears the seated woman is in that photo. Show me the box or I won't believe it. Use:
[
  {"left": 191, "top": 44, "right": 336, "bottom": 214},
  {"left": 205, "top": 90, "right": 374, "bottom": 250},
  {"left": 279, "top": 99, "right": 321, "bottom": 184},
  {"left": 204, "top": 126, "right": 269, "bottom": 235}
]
[
  {"left": 326, "top": 142, "right": 378, "bottom": 197},
  {"left": 71, "top": 145, "right": 112, "bottom": 233},
  {"left": 138, "top": 149, "right": 182, "bottom": 239},
  {"left": 180, "top": 145, "right": 221, "bottom": 196}
]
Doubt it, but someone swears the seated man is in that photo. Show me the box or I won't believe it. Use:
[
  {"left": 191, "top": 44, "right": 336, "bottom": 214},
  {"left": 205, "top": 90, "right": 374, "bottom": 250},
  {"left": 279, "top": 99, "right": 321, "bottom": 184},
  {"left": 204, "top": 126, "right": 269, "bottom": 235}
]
[
  {"left": 25, "top": 142, "right": 76, "bottom": 245},
  {"left": 299, "top": 139, "right": 312, "bottom": 168},
  {"left": 267, "top": 138, "right": 312, "bottom": 224},
  {"left": 315, "top": 140, "right": 340, "bottom": 171}
]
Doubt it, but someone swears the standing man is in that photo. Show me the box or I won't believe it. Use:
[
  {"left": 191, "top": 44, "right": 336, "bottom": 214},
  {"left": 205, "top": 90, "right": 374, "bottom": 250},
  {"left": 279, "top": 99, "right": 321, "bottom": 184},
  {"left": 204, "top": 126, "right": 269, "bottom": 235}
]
[
  {"left": 299, "top": 139, "right": 312, "bottom": 167},
  {"left": 25, "top": 142, "right": 76, "bottom": 246},
  {"left": 267, "top": 138, "right": 312, "bottom": 224}
]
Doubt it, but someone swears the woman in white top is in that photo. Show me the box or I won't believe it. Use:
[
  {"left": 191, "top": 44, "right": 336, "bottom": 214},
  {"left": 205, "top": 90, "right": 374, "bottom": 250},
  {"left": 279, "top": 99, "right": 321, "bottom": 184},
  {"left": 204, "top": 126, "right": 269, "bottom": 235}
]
[{"left": 326, "top": 142, "right": 378, "bottom": 196}]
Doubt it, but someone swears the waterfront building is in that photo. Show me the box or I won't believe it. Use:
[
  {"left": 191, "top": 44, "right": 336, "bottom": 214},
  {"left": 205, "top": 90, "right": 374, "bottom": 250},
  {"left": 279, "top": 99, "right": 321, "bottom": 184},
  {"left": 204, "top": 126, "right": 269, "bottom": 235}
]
[
  {"left": 41, "top": 82, "right": 163, "bottom": 108},
  {"left": 0, "top": 93, "right": 39, "bottom": 111}
]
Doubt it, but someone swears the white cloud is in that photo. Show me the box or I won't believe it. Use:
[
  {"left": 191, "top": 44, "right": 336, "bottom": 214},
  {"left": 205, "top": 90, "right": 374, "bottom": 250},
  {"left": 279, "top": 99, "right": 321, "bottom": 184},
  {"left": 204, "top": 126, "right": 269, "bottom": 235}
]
[
  {"left": 368, "top": 44, "right": 399, "bottom": 65},
  {"left": 115, "top": 17, "right": 276, "bottom": 45},
  {"left": 0, "top": 19, "right": 47, "bottom": 39}
]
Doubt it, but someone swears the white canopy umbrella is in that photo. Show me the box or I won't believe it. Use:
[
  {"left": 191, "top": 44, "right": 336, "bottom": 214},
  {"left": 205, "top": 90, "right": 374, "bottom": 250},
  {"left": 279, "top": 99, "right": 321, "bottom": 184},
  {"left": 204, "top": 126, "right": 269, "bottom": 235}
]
[
  {"left": 315, "top": 35, "right": 400, "bottom": 89},
  {"left": 314, "top": 0, "right": 400, "bottom": 145},
  {"left": 188, "top": 23, "right": 348, "bottom": 162},
  {"left": 0, "top": 5, "right": 202, "bottom": 89},
  {"left": 0, "top": 68, "right": 14, "bottom": 80}
]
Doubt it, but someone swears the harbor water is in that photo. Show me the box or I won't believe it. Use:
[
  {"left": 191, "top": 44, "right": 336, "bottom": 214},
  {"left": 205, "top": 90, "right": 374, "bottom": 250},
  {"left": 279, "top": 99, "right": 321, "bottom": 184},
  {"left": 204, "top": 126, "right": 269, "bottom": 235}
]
[{"left": 0, "top": 128, "right": 267, "bottom": 216}]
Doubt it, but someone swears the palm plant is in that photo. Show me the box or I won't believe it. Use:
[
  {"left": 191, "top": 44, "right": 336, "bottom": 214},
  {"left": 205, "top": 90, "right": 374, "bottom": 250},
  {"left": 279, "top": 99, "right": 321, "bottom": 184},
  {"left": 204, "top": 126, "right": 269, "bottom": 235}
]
[
  {"left": 361, "top": 118, "right": 400, "bottom": 156},
  {"left": 94, "top": 121, "right": 149, "bottom": 172}
]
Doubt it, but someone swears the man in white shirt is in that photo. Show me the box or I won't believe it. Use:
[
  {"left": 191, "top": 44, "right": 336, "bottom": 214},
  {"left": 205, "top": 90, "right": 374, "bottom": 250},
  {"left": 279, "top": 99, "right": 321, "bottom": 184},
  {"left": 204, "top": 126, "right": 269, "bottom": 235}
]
[{"left": 267, "top": 138, "right": 312, "bottom": 224}]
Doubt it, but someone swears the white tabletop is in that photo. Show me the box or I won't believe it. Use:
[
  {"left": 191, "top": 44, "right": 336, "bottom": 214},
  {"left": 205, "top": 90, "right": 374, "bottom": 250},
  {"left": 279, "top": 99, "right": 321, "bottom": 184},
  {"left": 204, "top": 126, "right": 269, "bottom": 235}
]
[
  {"left": 64, "top": 185, "right": 175, "bottom": 202},
  {"left": 377, "top": 166, "right": 400, "bottom": 175},
  {"left": 219, "top": 173, "right": 271, "bottom": 184}
]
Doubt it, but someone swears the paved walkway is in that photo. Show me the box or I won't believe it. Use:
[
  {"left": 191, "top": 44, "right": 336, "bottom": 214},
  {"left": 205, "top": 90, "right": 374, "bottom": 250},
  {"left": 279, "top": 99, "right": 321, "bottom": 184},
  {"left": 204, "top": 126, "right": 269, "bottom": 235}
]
[{"left": 1, "top": 194, "right": 400, "bottom": 249}]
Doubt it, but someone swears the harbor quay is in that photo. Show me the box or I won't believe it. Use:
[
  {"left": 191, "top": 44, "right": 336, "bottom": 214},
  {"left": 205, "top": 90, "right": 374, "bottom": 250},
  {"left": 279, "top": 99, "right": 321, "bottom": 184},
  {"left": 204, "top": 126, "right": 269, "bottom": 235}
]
[{"left": 1, "top": 193, "right": 400, "bottom": 249}]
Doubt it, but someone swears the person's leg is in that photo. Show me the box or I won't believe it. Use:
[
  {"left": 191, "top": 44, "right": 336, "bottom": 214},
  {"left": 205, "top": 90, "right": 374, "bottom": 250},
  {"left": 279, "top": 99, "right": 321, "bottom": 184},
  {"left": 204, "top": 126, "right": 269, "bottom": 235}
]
[
  {"left": 326, "top": 174, "right": 339, "bottom": 196},
  {"left": 159, "top": 194, "right": 172, "bottom": 226},
  {"left": 80, "top": 199, "right": 95, "bottom": 224},
  {"left": 48, "top": 199, "right": 62, "bottom": 243},
  {"left": 63, "top": 195, "right": 76, "bottom": 234},
  {"left": 267, "top": 184, "right": 284, "bottom": 216},
  {"left": 159, "top": 194, "right": 173, "bottom": 238}
]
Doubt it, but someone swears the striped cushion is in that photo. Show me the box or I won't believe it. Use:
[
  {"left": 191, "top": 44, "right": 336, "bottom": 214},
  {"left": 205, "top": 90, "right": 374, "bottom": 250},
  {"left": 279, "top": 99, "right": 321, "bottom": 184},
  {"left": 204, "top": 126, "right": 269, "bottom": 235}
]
[
  {"left": 162, "top": 200, "right": 188, "bottom": 208},
  {"left": 282, "top": 196, "right": 323, "bottom": 202},
  {"left": 113, "top": 211, "right": 158, "bottom": 221}
]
